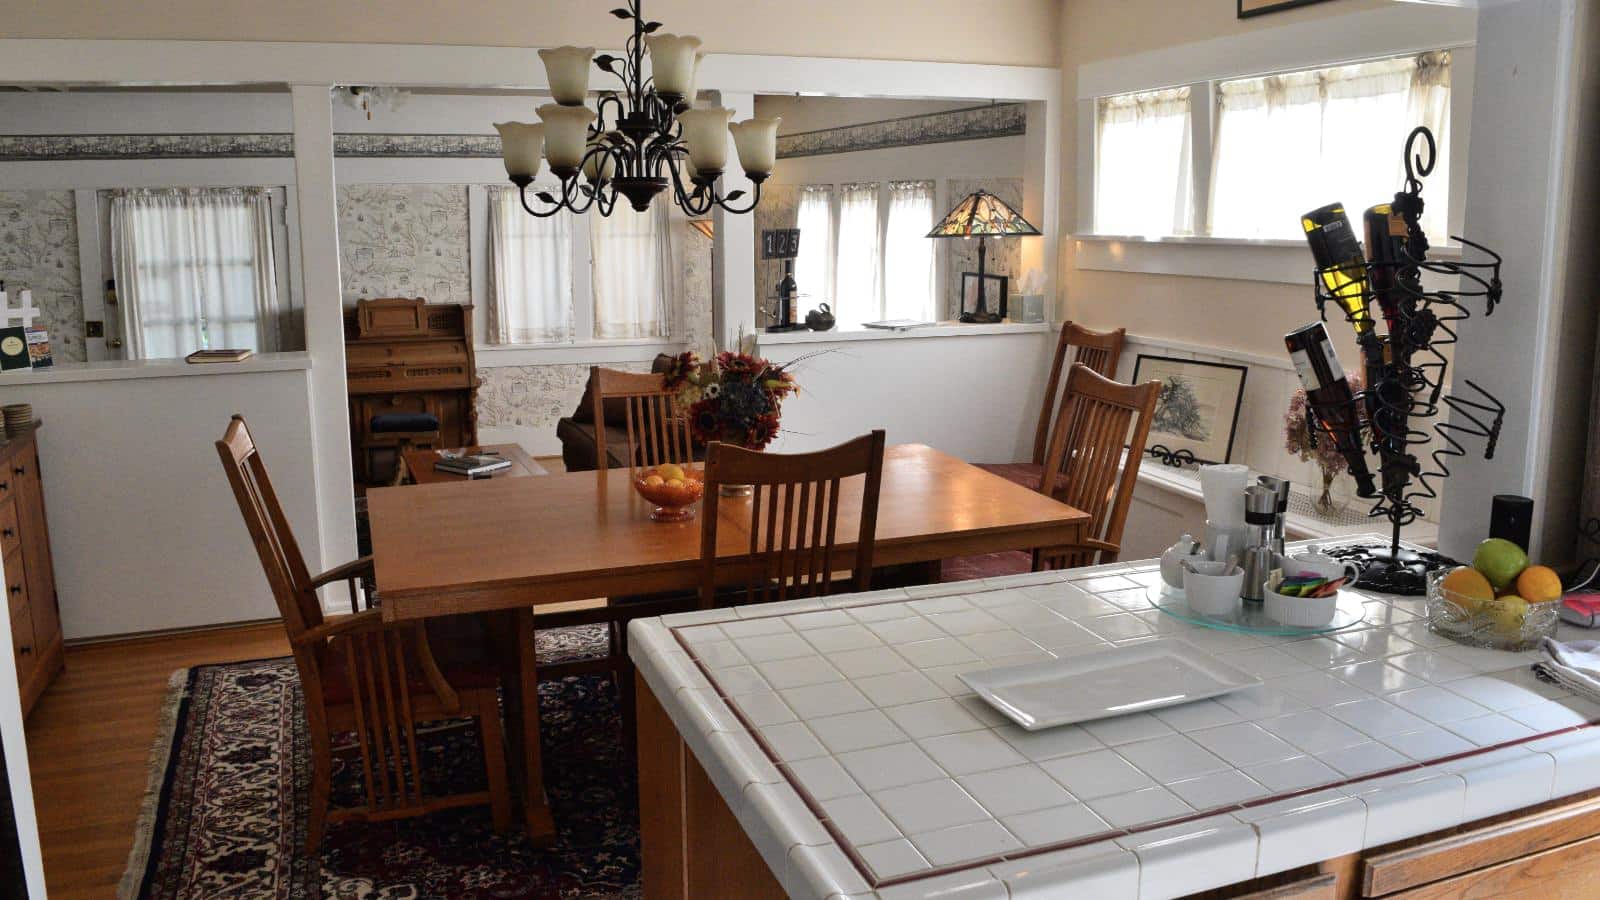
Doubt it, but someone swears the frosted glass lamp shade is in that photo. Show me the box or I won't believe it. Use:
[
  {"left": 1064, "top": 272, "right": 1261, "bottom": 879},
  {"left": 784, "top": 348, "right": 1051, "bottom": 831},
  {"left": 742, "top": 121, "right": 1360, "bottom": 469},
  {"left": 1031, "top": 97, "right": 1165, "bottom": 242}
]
[
  {"left": 677, "top": 107, "right": 732, "bottom": 174},
  {"left": 730, "top": 117, "right": 780, "bottom": 177},
  {"left": 646, "top": 34, "right": 702, "bottom": 96},
  {"left": 494, "top": 122, "right": 544, "bottom": 179},
  {"left": 538, "top": 46, "right": 595, "bottom": 105},
  {"left": 682, "top": 52, "right": 706, "bottom": 108},
  {"left": 537, "top": 103, "right": 596, "bottom": 171},
  {"left": 582, "top": 141, "right": 618, "bottom": 182}
]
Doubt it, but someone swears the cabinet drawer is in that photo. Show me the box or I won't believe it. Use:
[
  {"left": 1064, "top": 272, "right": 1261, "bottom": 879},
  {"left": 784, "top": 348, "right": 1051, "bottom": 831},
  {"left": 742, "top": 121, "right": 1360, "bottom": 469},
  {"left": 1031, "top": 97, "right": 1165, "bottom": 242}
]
[
  {"left": 10, "top": 604, "right": 34, "bottom": 685},
  {"left": 0, "top": 499, "right": 19, "bottom": 559},
  {"left": 2, "top": 547, "right": 22, "bottom": 621}
]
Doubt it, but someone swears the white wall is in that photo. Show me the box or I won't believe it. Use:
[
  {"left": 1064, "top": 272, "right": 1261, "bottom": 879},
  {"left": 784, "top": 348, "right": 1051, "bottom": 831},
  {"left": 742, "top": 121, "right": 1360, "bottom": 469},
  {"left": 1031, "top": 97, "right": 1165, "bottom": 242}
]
[
  {"left": 0, "top": 362, "right": 319, "bottom": 639},
  {"left": 0, "top": 557, "right": 44, "bottom": 897},
  {"left": 757, "top": 328, "right": 1052, "bottom": 461}
]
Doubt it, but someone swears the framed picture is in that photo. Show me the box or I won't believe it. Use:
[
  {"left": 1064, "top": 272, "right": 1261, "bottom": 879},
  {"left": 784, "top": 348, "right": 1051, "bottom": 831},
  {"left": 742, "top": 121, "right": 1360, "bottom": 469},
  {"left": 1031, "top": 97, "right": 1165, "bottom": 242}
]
[
  {"left": 1238, "top": 0, "right": 1333, "bottom": 18},
  {"left": 1130, "top": 355, "right": 1248, "bottom": 466},
  {"left": 960, "top": 272, "right": 1009, "bottom": 319}
]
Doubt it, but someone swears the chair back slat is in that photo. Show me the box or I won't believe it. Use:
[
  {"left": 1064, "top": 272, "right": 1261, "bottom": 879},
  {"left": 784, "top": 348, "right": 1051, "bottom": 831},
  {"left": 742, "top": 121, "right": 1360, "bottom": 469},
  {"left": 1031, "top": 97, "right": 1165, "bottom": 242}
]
[
  {"left": 1033, "top": 322, "right": 1127, "bottom": 466},
  {"left": 700, "top": 431, "right": 886, "bottom": 609},
  {"left": 215, "top": 415, "right": 322, "bottom": 638},
  {"left": 593, "top": 367, "right": 694, "bottom": 472},
  {"left": 1040, "top": 365, "right": 1159, "bottom": 563}
]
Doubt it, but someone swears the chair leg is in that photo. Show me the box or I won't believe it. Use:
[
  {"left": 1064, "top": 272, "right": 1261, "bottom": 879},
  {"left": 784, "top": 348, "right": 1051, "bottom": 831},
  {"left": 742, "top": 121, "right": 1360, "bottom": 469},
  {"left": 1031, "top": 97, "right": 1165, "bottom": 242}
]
[
  {"left": 475, "top": 692, "right": 513, "bottom": 832},
  {"left": 305, "top": 750, "right": 331, "bottom": 855},
  {"left": 619, "top": 658, "right": 638, "bottom": 760}
]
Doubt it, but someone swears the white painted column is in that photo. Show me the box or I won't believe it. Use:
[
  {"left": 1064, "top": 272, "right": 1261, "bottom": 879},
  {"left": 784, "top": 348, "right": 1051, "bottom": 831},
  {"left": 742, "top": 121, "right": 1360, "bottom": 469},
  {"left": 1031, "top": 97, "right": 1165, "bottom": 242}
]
[
  {"left": 1437, "top": 0, "right": 1585, "bottom": 563},
  {"left": 714, "top": 91, "right": 758, "bottom": 349},
  {"left": 1021, "top": 99, "right": 1060, "bottom": 321},
  {"left": 289, "top": 84, "right": 357, "bottom": 581},
  {"left": 0, "top": 553, "right": 44, "bottom": 898}
]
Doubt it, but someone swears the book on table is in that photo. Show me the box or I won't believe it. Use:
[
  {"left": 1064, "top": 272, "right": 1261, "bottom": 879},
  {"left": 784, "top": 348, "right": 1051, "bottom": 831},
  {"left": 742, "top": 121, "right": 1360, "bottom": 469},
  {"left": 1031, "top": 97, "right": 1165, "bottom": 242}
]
[
  {"left": 186, "top": 349, "right": 254, "bottom": 363},
  {"left": 434, "top": 453, "right": 513, "bottom": 476}
]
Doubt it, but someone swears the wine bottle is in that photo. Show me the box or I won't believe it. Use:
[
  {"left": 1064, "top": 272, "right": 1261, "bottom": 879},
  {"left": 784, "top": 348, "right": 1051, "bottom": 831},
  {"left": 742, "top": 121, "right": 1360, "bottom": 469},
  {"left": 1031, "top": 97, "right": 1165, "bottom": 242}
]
[
  {"left": 1301, "top": 203, "right": 1373, "bottom": 336},
  {"left": 1362, "top": 203, "right": 1414, "bottom": 336},
  {"left": 1286, "top": 321, "right": 1378, "bottom": 498}
]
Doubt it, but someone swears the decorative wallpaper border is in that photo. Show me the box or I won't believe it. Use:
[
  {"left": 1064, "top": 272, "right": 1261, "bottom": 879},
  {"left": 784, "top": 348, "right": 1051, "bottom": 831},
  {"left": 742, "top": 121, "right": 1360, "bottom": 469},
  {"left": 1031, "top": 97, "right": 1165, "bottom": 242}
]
[
  {"left": 0, "top": 133, "right": 293, "bottom": 161},
  {"left": 334, "top": 134, "right": 502, "bottom": 158},
  {"left": 776, "top": 102, "right": 1026, "bottom": 159}
]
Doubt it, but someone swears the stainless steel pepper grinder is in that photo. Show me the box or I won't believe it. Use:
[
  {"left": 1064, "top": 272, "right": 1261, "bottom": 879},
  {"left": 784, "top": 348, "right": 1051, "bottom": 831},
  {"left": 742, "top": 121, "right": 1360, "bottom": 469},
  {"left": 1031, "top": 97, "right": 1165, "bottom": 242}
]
[
  {"left": 1240, "top": 485, "right": 1280, "bottom": 603},
  {"left": 1258, "top": 475, "right": 1292, "bottom": 558}
]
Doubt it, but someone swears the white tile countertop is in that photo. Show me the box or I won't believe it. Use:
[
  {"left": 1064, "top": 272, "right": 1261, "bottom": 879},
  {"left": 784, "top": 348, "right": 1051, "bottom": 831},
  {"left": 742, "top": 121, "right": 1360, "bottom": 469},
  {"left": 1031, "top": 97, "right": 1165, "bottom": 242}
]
[{"left": 627, "top": 536, "right": 1600, "bottom": 899}]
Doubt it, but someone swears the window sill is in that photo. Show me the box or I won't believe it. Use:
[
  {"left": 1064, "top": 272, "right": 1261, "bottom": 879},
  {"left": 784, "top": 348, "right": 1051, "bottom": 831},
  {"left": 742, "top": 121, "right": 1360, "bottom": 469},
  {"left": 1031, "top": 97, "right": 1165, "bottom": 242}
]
[
  {"left": 0, "top": 351, "right": 312, "bottom": 386},
  {"left": 475, "top": 339, "right": 685, "bottom": 367},
  {"left": 756, "top": 321, "right": 1050, "bottom": 346},
  {"left": 1072, "top": 233, "right": 1463, "bottom": 285}
]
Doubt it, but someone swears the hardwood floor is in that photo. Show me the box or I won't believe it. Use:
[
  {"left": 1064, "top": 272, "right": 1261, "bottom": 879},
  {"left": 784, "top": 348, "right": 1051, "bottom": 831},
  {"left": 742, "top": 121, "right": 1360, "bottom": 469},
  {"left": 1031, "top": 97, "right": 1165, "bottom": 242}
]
[{"left": 24, "top": 622, "right": 290, "bottom": 899}]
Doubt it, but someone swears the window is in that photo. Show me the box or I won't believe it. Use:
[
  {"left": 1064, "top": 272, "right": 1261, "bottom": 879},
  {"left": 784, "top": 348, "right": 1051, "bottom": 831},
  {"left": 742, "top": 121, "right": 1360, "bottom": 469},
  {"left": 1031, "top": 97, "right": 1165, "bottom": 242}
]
[
  {"left": 487, "top": 187, "right": 573, "bottom": 343},
  {"left": 1094, "top": 86, "right": 1193, "bottom": 236},
  {"left": 484, "top": 187, "right": 672, "bottom": 345},
  {"left": 1210, "top": 52, "right": 1451, "bottom": 240},
  {"left": 883, "top": 181, "right": 936, "bottom": 321},
  {"left": 794, "top": 185, "right": 834, "bottom": 311},
  {"left": 590, "top": 205, "right": 670, "bottom": 340},
  {"left": 109, "top": 188, "right": 282, "bottom": 359},
  {"left": 1089, "top": 50, "right": 1452, "bottom": 243},
  {"left": 833, "top": 183, "right": 881, "bottom": 330},
  {"left": 798, "top": 180, "right": 939, "bottom": 329}
]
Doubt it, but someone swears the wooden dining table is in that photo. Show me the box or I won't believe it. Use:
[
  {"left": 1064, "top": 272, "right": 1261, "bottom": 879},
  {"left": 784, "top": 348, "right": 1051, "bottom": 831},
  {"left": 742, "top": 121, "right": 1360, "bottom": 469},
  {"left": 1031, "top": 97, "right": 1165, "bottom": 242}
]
[{"left": 365, "top": 443, "right": 1090, "bottom": 841}]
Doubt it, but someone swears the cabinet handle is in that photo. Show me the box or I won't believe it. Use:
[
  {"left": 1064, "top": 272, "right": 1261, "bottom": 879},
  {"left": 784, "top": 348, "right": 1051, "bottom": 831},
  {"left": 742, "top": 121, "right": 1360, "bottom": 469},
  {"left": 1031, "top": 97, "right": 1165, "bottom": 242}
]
[
  {"left": 17, "top": 646, "right": 29, "bottom": 656},
  {"left": 2, "top": 528, "right": 13, "bottom": 538},
  {"left": 12, "top": 466, "right": 22, "bottom": 476},
  {"left": 0, "top": 482, "right": 9, "bottom": 491},
  {"left": 8, "top": 585, "right": 20, "bottom": 595}
]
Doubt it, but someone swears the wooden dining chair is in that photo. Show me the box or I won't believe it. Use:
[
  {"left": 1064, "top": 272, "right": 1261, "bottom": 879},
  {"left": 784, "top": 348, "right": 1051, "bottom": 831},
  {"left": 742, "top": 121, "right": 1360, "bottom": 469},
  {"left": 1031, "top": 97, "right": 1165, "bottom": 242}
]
[
  {"left": 215, "top": 415, "right": 511, "bottom": 853},
  {"left": 1033, "top": 364, "right": 1160, "bottom": 571},
  {"left": 698, "top": 430, "right": 887, "bottom": 609},
  {"left": 590, "top": 366, "right": 694, "bottom": 472},
  {"left": 976, "top": 322, "right": 1127, "bottom": 492}
]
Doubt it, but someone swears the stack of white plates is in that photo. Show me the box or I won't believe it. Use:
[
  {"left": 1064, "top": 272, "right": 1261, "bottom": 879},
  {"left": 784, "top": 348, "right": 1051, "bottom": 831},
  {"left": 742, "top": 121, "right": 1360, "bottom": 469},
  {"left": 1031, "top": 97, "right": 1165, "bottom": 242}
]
[{"left": 3, "top": 403, "right": 33, "bottom": 436}]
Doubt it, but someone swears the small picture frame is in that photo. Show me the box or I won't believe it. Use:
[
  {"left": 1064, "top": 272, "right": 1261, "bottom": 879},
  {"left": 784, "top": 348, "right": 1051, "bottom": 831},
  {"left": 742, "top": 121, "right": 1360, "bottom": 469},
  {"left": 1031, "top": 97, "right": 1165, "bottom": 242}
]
[
  {"left": 1131, "top": 354, "right": 1249, "bottom": 466},
  {"left": 1238, "top": 0, "right": 1332, "bottom": 18},
  {"left": 960, "top": 272, "right": 1009, "bottom": 319}
]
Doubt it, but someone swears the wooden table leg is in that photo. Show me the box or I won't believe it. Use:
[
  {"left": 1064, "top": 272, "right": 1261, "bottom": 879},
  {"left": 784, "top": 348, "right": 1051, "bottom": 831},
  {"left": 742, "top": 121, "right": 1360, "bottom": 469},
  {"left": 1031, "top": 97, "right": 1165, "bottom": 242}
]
[{"left": 517, "top": 606, "right": 557, "bottom": 843}]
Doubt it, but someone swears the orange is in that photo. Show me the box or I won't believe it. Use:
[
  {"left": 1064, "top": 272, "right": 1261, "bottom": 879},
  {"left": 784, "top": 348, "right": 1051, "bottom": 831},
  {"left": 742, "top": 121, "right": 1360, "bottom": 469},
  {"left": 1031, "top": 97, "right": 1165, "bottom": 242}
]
[
  {"left": 1515, "top": 565, "right": 1563, "bottom": 603},
  {"left": 643, "top": 474, "right": 665, "bottom": 487},
  {"left": 1440, "top": 566, "right": 1494, "bottom": 614}
]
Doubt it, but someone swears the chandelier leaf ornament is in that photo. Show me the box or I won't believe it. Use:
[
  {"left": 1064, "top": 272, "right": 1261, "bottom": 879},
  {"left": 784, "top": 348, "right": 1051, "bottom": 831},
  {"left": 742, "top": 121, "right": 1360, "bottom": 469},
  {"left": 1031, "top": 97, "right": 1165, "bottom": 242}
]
[{"left": 494, "top": 0, "right": 780, "bottom": 219}]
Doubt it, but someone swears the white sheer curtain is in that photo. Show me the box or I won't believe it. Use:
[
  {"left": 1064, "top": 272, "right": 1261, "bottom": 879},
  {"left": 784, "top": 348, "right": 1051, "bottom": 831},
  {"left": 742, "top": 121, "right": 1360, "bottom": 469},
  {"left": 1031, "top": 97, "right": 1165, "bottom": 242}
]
[
  {"left": 833, "top": 182, "right": 881, "bottom": 329},
  {"left": 1210, "top": 51, "right": 1452, "bottom": 240},
  {"left": 1094, "top": 86, "right": 1193, "bottom": 237},
  {"left": 486, "top": 186, "right": 574, "bottom": 344},
  {"left": 109, "top": 188, "right": 281, "bottom": 359},
  {"left": 794, "top": 185, "right": 834, "bottom": 308},
  {"left": 590, "top": 203, "right": 671, "bottom": 339},
  {"left": 883, "top": 180, "right": 935, "bottom": 321}
]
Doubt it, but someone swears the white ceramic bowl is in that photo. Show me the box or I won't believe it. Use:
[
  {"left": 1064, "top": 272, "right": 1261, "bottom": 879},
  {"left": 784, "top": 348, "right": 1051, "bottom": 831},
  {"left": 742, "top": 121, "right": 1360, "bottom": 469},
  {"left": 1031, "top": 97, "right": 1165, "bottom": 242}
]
[
  {"left": 1183, "top": 568, "right": 1244, "bottom": 617},
  {"left": 1265, "top": 589, "right": 1339, "bottom": 628}
]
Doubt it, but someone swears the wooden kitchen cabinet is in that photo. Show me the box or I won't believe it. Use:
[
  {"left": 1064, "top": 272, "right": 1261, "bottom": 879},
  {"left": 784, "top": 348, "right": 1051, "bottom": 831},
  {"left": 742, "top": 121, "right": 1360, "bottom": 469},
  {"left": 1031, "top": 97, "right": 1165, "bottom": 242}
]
[{"left": 1, "top": 425, "right": 62, "bottom": 717}]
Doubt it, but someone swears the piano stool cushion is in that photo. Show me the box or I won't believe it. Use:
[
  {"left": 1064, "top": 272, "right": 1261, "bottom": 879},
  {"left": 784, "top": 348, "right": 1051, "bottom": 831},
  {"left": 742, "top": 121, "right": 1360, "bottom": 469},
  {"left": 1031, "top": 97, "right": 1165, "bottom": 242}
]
[
  {"left": 571, "top": 353, "right": 680, "bottom": 426},
  {"left": 371, "top": 412, "right": 441, "bottom": 433}
]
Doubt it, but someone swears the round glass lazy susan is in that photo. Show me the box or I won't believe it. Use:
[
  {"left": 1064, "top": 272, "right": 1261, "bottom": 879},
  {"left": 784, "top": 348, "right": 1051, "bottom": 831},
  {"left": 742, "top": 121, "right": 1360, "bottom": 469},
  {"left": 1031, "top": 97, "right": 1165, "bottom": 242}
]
[{"left": 1148, "top": 585, "right": 1367, "bottom": 636}]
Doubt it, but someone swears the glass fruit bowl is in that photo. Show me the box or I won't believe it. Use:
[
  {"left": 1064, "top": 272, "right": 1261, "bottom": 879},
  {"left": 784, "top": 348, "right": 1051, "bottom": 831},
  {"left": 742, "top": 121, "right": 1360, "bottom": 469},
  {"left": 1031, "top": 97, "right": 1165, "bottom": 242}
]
[
  {"left": 633, "top": 465, "right": 705, "bottom": 522},
  {"left": 1426, "top": 568, "right": 1559, "bottom": 652}
]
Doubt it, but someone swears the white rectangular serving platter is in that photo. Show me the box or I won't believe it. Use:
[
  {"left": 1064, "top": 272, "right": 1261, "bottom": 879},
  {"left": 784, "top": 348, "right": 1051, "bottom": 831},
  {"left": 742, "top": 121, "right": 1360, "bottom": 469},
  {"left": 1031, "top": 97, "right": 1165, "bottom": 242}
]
[{"left": 958, "top": 638, "right": 1262, "bottom": 731}]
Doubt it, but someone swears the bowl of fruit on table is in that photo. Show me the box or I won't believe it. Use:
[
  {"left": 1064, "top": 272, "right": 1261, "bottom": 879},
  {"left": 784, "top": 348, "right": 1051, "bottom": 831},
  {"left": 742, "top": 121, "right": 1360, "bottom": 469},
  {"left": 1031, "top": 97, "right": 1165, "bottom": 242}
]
[
  {"left": 633, "top": 463, "right": 705, "bottom": 522},
  {"left": 1428, "top": 538, "right": 1563, "bottom": 651}
]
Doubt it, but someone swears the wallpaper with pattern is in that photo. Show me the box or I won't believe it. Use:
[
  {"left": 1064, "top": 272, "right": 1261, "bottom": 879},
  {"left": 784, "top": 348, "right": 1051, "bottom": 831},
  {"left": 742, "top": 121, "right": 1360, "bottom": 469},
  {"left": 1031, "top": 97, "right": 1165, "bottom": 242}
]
[
  {"left": 337, "top": 184, "right": 471, "bottom": 305},
  {"left": 776, "top": 103, "right": 1026, "bottom": 159},
  {"left": 753, "top": 185, "right": 800, "bottom": 325},
  {"left": 0, "top": 191, "right": 86, "bottom": 362}
]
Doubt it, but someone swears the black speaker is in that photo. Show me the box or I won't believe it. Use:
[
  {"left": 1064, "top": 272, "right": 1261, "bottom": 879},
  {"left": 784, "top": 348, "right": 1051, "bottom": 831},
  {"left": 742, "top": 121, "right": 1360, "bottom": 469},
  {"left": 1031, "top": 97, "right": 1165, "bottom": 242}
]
[{"left": 1489, "top": 494, "right": 1534, "bottom": 550}]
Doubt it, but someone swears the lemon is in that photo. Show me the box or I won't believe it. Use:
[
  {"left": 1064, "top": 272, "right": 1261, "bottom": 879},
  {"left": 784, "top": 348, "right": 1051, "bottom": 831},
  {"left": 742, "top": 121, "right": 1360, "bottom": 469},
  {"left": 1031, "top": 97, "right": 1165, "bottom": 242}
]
[
  {"left": 643, "top": 474, "right": 664, "bottom": 487},
  {"left": 665, "top": 477, "right": 684, "bottom": 488},
  {"left": 1516, "top": 565, "right": 1563, "bottom": 604},
  {"left": 1440, "top": 566, "right": 1494, "bottom": 615},
  {"left": 1487, "top": 595, "right": 1529, "bottom": 635},
  {"left": 657, "top": 463, "right": 686, "bottom": 482}
]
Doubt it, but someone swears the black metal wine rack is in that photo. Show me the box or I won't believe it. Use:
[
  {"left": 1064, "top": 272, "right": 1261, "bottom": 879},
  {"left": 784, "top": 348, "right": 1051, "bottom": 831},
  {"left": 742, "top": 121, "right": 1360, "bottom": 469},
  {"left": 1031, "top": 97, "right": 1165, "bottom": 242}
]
[{"left": 1304, "top": 126, "right": 1507, "bottom": 594}]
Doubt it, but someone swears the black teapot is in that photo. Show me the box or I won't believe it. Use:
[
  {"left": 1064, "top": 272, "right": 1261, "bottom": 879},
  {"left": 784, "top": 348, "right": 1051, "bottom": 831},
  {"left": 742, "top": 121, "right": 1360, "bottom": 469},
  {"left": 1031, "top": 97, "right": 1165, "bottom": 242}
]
[{"left": 805, "top": 302, "right": 836, "bottom": 332}]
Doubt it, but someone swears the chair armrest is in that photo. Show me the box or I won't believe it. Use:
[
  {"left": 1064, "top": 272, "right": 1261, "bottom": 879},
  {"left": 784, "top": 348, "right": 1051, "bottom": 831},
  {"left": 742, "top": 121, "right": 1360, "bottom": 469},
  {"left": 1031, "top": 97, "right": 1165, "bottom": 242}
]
[
  {"left": 308, "top": 555, "right": 374, "bottom": 590},
  {"left": 410, "top": 624, "right": 460, "bottom": 714},
  {"left": 291, "top": 609, "right": 385, "bottom": 646}
]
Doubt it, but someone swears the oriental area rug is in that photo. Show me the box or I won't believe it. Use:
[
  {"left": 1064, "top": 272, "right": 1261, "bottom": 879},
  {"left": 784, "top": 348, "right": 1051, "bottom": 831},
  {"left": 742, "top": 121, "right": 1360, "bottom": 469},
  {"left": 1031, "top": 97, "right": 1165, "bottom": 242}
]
[{"left": 122, "top": 626, "right": 640, "bottom": 899}]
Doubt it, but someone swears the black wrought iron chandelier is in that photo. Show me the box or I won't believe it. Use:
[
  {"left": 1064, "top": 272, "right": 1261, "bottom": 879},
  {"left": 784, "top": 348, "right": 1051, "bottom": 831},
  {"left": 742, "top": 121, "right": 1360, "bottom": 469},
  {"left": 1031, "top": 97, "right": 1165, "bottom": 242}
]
[{"left": 494, "top": 1, "right": 779, "bottom": 219}]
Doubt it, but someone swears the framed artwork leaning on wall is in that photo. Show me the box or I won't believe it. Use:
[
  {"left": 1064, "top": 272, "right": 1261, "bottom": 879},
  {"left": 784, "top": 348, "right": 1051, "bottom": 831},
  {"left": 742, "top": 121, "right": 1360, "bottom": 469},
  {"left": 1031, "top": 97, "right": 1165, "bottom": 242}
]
[{"left": 1130, "top": 354, "right": 1248, "bottom": 467}]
